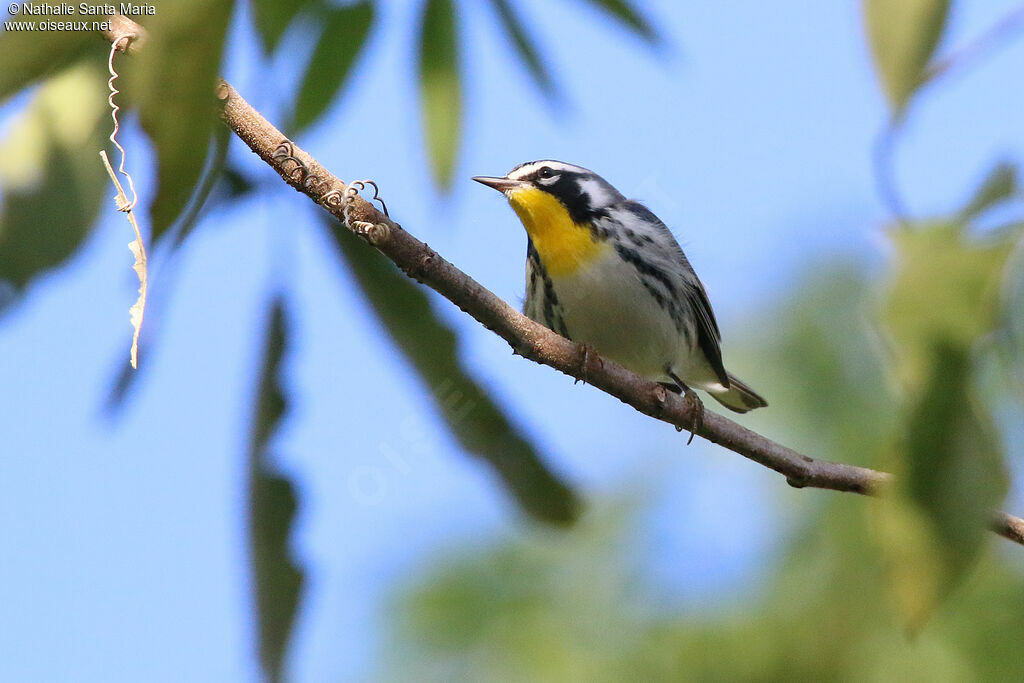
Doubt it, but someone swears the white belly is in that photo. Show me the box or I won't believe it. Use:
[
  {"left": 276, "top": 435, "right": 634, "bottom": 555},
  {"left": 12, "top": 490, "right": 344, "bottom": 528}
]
[{"left": 551, "top": 252, "right": 686, "bottom": 380}]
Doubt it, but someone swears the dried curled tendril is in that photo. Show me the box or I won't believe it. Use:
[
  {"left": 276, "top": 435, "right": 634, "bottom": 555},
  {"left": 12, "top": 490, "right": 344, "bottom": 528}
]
[
  {"left": 337, "top": 181, "right": 390, "bottom": 245},
  {"left": 270, "top": 140, "right": 390, "bottom": 242},
  {"left": 347, "top": 179, "right": 389, "bottom": 218},
  {"left": 106, "top": 34, "right": 138, "bottom": 211},
  {"left": 271, "top": 140, "right": 320, "bottom": 190}
]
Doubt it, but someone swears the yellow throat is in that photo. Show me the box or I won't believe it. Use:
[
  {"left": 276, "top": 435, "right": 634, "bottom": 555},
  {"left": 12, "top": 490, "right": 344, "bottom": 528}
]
[{"left": 507, "top": 186, "right": 609, "bottom": 277}]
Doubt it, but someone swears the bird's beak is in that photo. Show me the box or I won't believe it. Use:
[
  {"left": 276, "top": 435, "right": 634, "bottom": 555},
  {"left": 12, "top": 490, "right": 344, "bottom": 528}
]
[{"left": 472, "top": 175, "right": 524, "bottom": 193}]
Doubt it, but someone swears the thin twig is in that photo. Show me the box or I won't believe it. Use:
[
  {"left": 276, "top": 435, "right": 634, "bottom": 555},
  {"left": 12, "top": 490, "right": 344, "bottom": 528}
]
[
  {"left": 98, "top": 17, "right": 1024, "bottom": 547},
  {"left": 872, "top": 3, "right": 1024, "bottom": 224},
  {"left": 872, "top": 120, "right": 909, "bottom": 223},
  {"left": 992, "top": 511, "right": 1024, "bottom": 545},
  {"left": 926, "top": 4, "right": 1024, "bottom": 82}
]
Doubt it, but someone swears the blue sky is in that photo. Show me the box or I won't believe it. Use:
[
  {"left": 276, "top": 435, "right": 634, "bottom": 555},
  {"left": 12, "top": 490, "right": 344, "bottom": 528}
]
[{"left": 1, "top": 0, "right": 1023, "bottom": 680}]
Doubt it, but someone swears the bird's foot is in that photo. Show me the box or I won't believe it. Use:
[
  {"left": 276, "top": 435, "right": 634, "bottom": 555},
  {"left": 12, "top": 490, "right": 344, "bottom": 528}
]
[
  {"left": 673, "top": 385, "right": 704, "bottom": 445},
  {"left": 683, "top": 388, "right": 704, "bottom": 444},
  {"left": 574, "top": 343, "right": 601, "bottom": 385},
  {"left": 666, "top": 370, "right": 703, "bottom": 444}
]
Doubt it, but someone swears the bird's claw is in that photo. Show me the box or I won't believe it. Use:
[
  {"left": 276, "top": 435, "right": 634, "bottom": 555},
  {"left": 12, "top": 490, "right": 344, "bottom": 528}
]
[
  {"left": 680, "top": 388, "right": 704, "bottom": 445},
  {"left": 574, "top": 343, "right": 600, "bottom": 385}
]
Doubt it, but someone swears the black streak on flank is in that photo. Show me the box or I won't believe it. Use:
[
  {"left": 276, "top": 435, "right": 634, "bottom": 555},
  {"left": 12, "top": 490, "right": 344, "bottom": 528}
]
[
  {"left": 527, "top": 238, "right": 570, "bottom": 339},
  {"left": 639, "top": 274, "right": 691, "bottom": 342},
  {"left": 612, "top": 242, "right": 696, "bottom": 339},
  {"left": 613, "top": 243, "right": 677, "bottom": 300},
  {"left": 539, "top": 266, "right": 569, "bottom": 338},
  {"left": 526, "top": 240, "right": 541, "bottom": 302},
  {"left": 621, "top": 226, "right": 655, "bottom": 247}
]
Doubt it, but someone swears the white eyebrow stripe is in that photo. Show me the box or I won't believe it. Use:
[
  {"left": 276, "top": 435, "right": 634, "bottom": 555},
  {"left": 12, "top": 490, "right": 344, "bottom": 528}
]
[
  {"left": 543, "top": 161, "right": 585, "bottom": 173},
  {"left": 506, "top": 163, "right": 539, "bottom": 180},
  {"left": 506, "top": 160, "right": 590, "bottom": 180}
]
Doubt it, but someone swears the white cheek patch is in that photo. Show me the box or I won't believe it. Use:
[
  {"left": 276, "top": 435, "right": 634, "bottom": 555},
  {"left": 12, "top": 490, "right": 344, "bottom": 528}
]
[{"left": 577, "top": 177, "right": 614, "bottom": 207}]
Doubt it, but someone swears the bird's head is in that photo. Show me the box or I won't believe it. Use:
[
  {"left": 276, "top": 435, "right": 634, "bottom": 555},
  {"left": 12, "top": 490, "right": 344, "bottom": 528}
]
[
  {"left": 473, "top": 160, "right": 623, "bottom": 225},
  {"left": 473, "top": 161, "right": 622, "bottom": 276}
]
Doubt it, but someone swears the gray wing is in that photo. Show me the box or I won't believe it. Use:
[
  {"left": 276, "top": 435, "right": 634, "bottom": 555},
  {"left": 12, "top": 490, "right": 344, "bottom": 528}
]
[{"left": 607, "top": 201, "right": 730, "bottom": 387}]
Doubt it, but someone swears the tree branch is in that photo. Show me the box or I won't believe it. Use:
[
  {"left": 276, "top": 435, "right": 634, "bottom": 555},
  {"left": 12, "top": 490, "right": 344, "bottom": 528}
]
[
  {"left": 99, "top": 19, "right": 1024, "bottom": 547},
  {"left": 213, "top": 81, "right": 1024, "bottom": 547}
]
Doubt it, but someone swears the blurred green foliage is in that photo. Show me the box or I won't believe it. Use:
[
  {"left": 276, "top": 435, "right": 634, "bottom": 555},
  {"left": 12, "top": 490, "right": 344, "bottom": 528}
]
[
  {"left": 417, "top": 0, "right": 462, "bottom": 189},
  {"left": 958, "top": 162, "right": 1018, "bottom": 223},
  {"left": 291, "top": 0, "right": 374, "bottom": 135},
  {"left": 248, "top": 296, "right": 304, "bottom": 683},
  {"left": 250, "top": 0, "right": 317, "bottom": 54},
  {"left": 0, "top": 5, "right": 94, "bottom": 100},
  {"left": 119, "top": 0, "right": 233, "bottom": 242},
  {"left": 382, "top": 252, "right": 1024, "bottom": 680},
  {"left": 864, "top": 0, "right": 949, "bottom": 114},
  {"left": 488, "top": 0, "right": 556, "bottom": 99},
  {"left": 877, "top": 179, "right": 1018, "bottom": 627},
  {"left": 885, "top": 223, "right": 1013, "bottom": 390},
  {"left": 0, "top": 59, "right": 108, "bottom": 305},
  {"left": 384, "top": 515, "right": 1024, "bottom": 681}
]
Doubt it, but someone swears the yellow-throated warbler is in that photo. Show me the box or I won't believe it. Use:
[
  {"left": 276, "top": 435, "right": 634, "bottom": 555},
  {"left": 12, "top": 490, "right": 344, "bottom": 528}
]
[{"left": 473, "top": 160, "right": 767, "bottom": 417}]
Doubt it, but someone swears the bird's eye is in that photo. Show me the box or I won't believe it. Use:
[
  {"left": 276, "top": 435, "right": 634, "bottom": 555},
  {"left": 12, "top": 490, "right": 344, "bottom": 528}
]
[{"left": 538, "top": 167, "right": 555, "bottom": 179}]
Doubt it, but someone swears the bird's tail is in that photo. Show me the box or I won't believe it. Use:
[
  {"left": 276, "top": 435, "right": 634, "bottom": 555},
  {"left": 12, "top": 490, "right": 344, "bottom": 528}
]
[{"left": 709, "top": 373, "right": 768, "bottom": 413}]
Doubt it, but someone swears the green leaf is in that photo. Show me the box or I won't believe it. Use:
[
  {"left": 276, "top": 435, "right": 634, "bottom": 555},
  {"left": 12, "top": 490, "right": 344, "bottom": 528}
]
[
  {"left": 904, "top": 346, "right": 1006, "bottom": 576},
  {"left": 170, "top": 124, "right": 232, "bottom": 247},
  {"left": 328, "top": 221, "right": 580, "bottom": 524},
  {"left": 884, "top": 222, "right": 1013, "bottom": 391},
  {"left": 250, "top": 0, "right": 316, "bottom": 54},
  {"left": 417, "top": 0, "right": 461, "bottom": 189},
  {"left": 0, "top": 8, "right": 94, "bottom": 103},
  {"left": 863, "top": 0, "right": 949, "bottom": 113},
  {"left": 292, "top": 1, "right": 374, "bottom": 134},
  {"left": 1000, "top": 237, "right": 1024, "bottom": 400},
  {"left": 581, "top": 0, "right": 658, "bottom": 43},
  {"left": 959, "top": 162, "right": 1018, "bottom": 222},
  {"left": 880, "top": 221, "right": 1014, "bottom": 628},
  {"left": 878, "top": 343, "right": 1008, "bottom": 630},
  {"left": 220, "top": 163, "right": 257, "bottom": 198},
  {"left": 0, "top": 60, "right": 108, "bottom": 307},
  {"left": 249, "top": 296, "right": 304, "bottom": 683},
  {"left": 104, "top": 345, "right": 148, "bottom": 416},
  {"left": 121, "top": 0, "right": 233, "bottom": 242},
  {"left": 488, "top": 0, "right": 556, "bottom": 98}
]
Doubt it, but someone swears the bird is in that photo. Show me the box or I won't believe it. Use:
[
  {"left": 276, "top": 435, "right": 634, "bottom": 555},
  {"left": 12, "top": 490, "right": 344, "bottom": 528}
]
[{"left": 472, "top": 160, "right": 766, "bottom": 429}]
